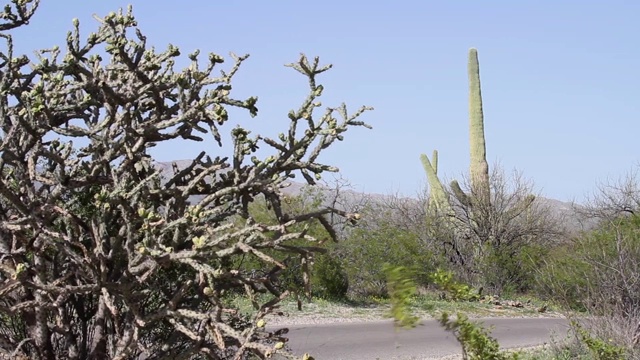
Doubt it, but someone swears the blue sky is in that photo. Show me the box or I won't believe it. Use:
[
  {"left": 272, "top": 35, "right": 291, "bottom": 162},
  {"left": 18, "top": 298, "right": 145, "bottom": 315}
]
[{"left": 11, "top": 1, "right": 640, "bottom": 202}]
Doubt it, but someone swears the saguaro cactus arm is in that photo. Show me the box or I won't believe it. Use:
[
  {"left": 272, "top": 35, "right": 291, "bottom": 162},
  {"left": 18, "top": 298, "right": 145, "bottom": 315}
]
[
  {"left": 420, "top": 150, "right": 449, "bottom": 212},
  {"left": 450, "top": 179, "right": 471, "bottom": 208}
]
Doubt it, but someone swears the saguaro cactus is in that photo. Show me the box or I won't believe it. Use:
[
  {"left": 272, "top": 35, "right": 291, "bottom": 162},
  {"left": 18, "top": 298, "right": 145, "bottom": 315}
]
[
  {"left": 422, "top": 48, "right": 491, "bottom": 211},
  {"left": 420, "top": 150, "right": 449, "bottom": 212},
  {"left": 449, "top": 48, "right": 491, "bottom": 206},
  {"left": 467, "top": 48, "right": 490, "bottom": 201}
]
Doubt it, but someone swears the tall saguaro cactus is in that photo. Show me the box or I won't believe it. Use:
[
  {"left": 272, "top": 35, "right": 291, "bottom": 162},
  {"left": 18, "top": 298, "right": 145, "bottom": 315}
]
[
  {"left": 467, "top": 48, "right": 490, "bottom": 201},
  {"left": 421, "top": 48, "right": 491, "bottom": 212},
  {"left": 420, "top": 49, "right": 547, "bottom": 290}
]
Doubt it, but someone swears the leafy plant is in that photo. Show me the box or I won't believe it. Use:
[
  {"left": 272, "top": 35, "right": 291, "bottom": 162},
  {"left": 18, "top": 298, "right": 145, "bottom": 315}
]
[
  {"left": 312, "top": 251, "right": 349, "bottom": 300},
  {"left": 575, "top": 323, "right": 627, "bottom": 360},
  {"left": 384, "top": 264, "right": 420, "bottom": 329},
  {"left": 431, "top": 268, "right": 480, "bottom": 301},
  {"left": 341, "top": 212, "right": 436, "bottom": 297},
  {"left": 384, "top": 266, "right": 524, "bottom": 359},
  {"left": 439, "top": 312, "right": 521, "bottom": 360}
]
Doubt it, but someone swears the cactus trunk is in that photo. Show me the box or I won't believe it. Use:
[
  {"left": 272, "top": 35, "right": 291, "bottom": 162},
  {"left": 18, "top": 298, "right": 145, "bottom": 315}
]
[{"left": 468, "top": 48, "right": 490, "bottom": 201}]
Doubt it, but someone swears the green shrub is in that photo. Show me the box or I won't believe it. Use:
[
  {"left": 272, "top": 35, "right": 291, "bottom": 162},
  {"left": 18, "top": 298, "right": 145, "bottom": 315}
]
[
  {"left": 384, "top": 264, "right": 420, "bottom": 329},
  {"left": 340, "top": 217, "right": 437, "bottom": 297},
  {"left": 439, "top": 312, "right": 521, "bottom": 360},
  {"left": 575, "top": 323, "right": 627, "bottom": 360},
  {"left": 430, "top": 268, "right": 480, "bottom": 302},
  {"left": 534, "top": 246, "right": 590, "bottom": 311},
  {"left": 384, "top": 266, "right": 522, "bottom": 359},
  {"left": 480, "top": 243, "right": 548, "bottom": 296},
  {"left": 534, "top": 214, "right": 640, "bottom": 360},
  {"left": 535, "top": 213, "right": 640, "bottom": 313},
  {"left": 312, "top": 252, "right": 349, "bottom": 300}
]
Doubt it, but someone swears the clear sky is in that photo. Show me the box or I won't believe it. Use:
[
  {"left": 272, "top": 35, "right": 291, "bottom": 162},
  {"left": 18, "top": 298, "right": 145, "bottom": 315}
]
[{"left": 11, "top": 1, "right": 640, "bottom": 203}]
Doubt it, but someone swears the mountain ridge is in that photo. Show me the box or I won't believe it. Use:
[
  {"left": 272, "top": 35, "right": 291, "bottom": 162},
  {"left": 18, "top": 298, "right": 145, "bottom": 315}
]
[{"left": 154, "top": 159, "right": 590, "bottom": 232}]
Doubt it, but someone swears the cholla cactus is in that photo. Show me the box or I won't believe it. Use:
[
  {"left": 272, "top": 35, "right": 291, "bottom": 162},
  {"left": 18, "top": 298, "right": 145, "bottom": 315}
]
[{"left": 0, "top": 2, "right": 371, "bottom": 359}]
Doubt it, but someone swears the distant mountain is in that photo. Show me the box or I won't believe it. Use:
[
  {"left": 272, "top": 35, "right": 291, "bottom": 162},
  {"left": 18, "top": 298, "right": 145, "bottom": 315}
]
[{"left": 154, "top": 160, "right": 592, "bottom": 233}]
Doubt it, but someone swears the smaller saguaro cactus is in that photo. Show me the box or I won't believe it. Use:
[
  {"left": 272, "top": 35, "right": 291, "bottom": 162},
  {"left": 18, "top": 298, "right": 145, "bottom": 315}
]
[{"left": 420, "top": 149, "right": 450, "bottom": 213}]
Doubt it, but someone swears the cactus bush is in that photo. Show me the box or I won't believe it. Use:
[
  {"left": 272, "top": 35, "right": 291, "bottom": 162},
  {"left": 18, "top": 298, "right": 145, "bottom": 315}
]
[{"left": 0, "top": 2, "right": 371, "bottom": 359}]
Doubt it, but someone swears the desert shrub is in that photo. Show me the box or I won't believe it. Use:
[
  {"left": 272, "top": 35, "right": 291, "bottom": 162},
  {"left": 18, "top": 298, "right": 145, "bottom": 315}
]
[
  {"left": 232, "top": 190, "right": 352, "bottom": 303},
  {"left": 340, "top": 215, "right": 437, "bottom": 297},
  {"left": 439, "top": 312, "right": 521, "bottom": 360},
  {"left": 430, "top": 268, "right": 480, "bottom": 302},
  {"left": 312, "top": 251, "right": 349, "bottom": 300},
  {"left": 575, "top": 323, "right": 627, "bottom": 360},
  {"left": 479, "top": 242, "right": 549, "bottom": 296},
  {"left": 536, "top": 213, "right": 640, "bottom": 358},
  {"left": 537, "top": 214, "right": 640, "bottom": 313},
  {"left": 541, "top": 321, "right": 629, "bottom": 360},
  {"left": 384, "top": 264, "right": 420, "bottom": 329},
  {"left": 430, "top": 167, "right": 566, "bottom": 294},
  {"left": 229, "top": 193, "right": 332, "bottom": 303},
  {"left": 534, "top": 246, "right": 591, "bottom": 311}
]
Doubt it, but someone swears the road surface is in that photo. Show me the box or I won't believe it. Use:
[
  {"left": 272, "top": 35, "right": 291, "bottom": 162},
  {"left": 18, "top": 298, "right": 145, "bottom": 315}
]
[{"left": 273, "top": 318, "right": 569, "bottom": 359}]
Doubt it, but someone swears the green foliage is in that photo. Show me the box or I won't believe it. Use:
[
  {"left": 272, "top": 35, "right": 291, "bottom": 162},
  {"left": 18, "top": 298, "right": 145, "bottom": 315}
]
[
  {"left": 383, "top": 266, "right": 527, "bottom": 360},
  {"left": 312, "top": 251, "right": 349, "bottom": 300},
  {"left": 535, "top": 215, "right": 640, "bottom": 360},
  {"left": 430, "top": 268, "right": 480, "bottom": 302},
  {"left": 528, "top": 324, "right": 630, "bottom": 360},
  {"left": 536, "top": 213, "right": 640, "bottom": 313},
  {"left": 480, "top": 243, "right": 549, "bottom": 295},
  {"left": 230, "top": 190, "right": 331, "bottom": 295},
  {"left": 534, "top": 245, "right": 591, "bottom": 311},
  {"left": 575, "top": 323, "right": 627, "bottom": 360},
  {"left": 384, "top": 264, "right": 420, "bottom": 329},
  {"left": 230, "top": 190, "right": 351, "bottom": 302},
  {"left": 439, "top": 312, "right": 521, "bottom": 360},
  {"left": 340, "top": 214, "right": 436, "bottom": 296}
]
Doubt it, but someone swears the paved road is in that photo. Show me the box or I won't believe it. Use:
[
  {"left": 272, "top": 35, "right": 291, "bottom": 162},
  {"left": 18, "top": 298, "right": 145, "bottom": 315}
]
[{"left": 273, "top": 318, "right": 569, "bottom": 359}]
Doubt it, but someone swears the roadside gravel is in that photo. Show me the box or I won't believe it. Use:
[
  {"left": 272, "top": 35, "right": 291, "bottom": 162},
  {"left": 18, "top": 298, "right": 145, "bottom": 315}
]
[
  {"left": 264, "top": 303, "right": 390, "bottom": 326},
  {"left": 263, "top": 300, "right": 564, "bottom": 327}
]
